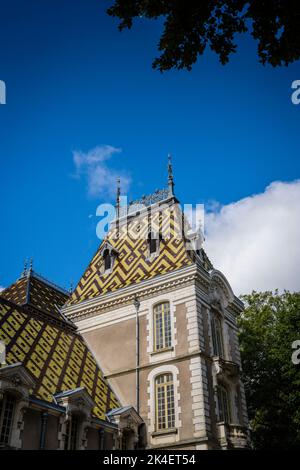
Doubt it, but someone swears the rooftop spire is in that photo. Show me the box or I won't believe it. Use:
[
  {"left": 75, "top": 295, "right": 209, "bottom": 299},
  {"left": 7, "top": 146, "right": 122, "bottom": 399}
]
[
  {"left": 22, "top": 258, "right": 28, "bottom": 277},
  {"left": 167, "top": 153, "right": 174, "bottom": 197},
  {"left": 28, "top": 258, "right": 33, "bottom": 276},
  {"left": 116, "top": 177, "right": 121, "bottom": 219}
]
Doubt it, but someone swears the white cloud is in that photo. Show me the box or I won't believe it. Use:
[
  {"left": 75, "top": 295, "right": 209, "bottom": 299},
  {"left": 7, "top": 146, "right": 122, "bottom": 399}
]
[
  {"left": 72, "top": 145, "right": 131, "bottom": 199},
  {"left": 0, "top": 286, "right": 4, "bottom": 292},
  {"left": 204, "top": 180, "right": 300, "bottom": 295}
]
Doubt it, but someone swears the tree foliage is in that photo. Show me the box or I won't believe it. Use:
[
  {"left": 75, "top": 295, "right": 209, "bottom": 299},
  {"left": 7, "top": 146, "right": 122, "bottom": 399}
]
[
  {"left": 107, "top": 1, "right": 300, "bottom": 71},
  {"left": 238, "top": 291, "right": 300, "bottom": 449}
]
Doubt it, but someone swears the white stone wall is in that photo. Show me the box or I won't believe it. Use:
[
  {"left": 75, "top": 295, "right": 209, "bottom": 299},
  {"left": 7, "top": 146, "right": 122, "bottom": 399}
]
[
  {"left": 71, "top": 265, "right": 249, "bottom": 449},
  {"left": 189, "top": 356, "right": 211, "bottom": 438}
]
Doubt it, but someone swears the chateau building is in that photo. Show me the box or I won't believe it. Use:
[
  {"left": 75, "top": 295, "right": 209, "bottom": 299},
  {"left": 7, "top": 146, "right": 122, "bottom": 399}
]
[{"left": 0, "top": 162, "right": 249, "bottom": 450}]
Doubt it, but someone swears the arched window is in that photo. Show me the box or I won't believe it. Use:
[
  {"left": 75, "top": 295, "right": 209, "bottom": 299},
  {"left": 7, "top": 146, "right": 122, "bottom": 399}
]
[
  {"left": 211, "top": 313, "right": 224, "bottom": 357},
  {"left": 64, "top": 415, "right": 79, "bottom": 450},
  {"left": 154, "top": 302, "right": 171, "bottom": 351},
  {"left": 0, "top": 393, "right": 15, "bottom": 446},
  {"left": 103, "top": 249, "right": 111, "bottom": 271},
  {"left": 155, "top": 373, "right": 175, "bottom": 431},
  {"left": 217, "top": 385, "right": 231, "bottom": 423}
]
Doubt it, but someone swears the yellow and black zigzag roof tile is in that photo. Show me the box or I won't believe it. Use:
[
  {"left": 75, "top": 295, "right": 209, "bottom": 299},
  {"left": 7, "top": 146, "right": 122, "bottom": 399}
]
[
  {"left": 1, "top": 271, "right": 70, "bottom": 319},
  {"left": 0, "top": 296, "right": 120, "bottom": 419},
  {"left": 68, "top": 205, "right": 196, "bottom": 305}
]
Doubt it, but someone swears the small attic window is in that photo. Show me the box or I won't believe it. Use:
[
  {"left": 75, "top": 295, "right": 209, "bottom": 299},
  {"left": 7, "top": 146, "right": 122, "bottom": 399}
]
[
  {"left": 101, "top": 243, "right": 119, "bottom": 274},
  {"left": 103, "top": 249, "right": 111, "bottom": 271},
  {"left": 148, "top": 232, "right": 157, "bottom": 255},
  {"left": 147, "top": 231, "right": 161, "bottom": 259}
]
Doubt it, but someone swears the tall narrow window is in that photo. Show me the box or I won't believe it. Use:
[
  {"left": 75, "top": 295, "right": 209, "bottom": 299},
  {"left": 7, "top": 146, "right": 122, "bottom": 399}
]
[
  {"left": 148, "top": 232, "right": 159, "bottom": 256},
  {"left": 217, "top": 385, "right": 231, "bottom": 423},
  {"left": 0, "top": 394, "right": 15, "bottom": 446},
  {"left": 64, "top": 416, "right": 79, "bottom": 450},
  {"left": 211, "top": 313, "right": 224, "bottom": 357},
  {"left": 103, "top": 249, "right": 111, "bottom": 271},
  {"left": 155, "top": 373, "right": 175, "bottom": 431},
  {"left": 154, "top": 302, "right": 171, "bottom": 351}
]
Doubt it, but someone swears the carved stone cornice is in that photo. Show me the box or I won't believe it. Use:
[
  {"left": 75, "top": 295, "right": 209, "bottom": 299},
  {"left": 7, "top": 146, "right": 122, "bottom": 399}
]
[
  {"left": 62, "top": 263, "right": 242, "bottom": 323},
  {"left": 63, "top": 266, "right": 200, "bottom": 322},
  {"left": 0, "top": 362, "right": 36, "bottom": 398},
  {"left": 54, "top": 387, "right": 95, "bottom": 420}
]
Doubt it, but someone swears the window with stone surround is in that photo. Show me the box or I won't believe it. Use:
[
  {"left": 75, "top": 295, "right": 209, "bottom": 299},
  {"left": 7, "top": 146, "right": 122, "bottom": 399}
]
[
  {"left": 154, "top": 302, "right": 172, "bottom": 351},
  {"left": 0, "top": 393, "right": 15, "bottom": 446},
  {"left": 217, "top": 385, "right": 231, "bottom": 423},
  {"left": 155, "top": 373, "right": 175, "bottom": 431},
  {"left": 211, "top": 312, "right": 224, "bottom": 358},
  {"left": 64, "top": 415, "right": 79, "bottom": 450}
]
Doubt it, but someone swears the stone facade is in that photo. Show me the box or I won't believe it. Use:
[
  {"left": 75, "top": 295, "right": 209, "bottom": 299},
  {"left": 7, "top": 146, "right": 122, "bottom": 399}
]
[
  {"left": 62, "top": 192, "right": 250, "bottom": 450},
  {"left": 0, "top": 361, "right": 140, "bottom": 450},
  {"left": 1, "top": 176, "right": 250, "bottom": 450}
]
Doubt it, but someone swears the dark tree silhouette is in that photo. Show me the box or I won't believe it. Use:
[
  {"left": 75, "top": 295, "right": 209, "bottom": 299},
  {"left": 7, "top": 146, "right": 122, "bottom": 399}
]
[{"left": 107, "top": 1, "right": 300, "bottom": 71}]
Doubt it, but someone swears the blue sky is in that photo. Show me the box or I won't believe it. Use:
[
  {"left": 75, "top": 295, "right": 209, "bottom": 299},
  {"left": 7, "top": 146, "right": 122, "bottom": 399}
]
[{"left": 0, "top": 0, "right": 299, "bottom": 291}]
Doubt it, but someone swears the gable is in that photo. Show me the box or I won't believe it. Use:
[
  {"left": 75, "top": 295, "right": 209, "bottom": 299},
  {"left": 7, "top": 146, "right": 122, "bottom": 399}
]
[
  {"left": 0, "top": 276, "right": 28, "bottom": 306},
  {"left": 0, "top": 298, "right": 120, "bottom": 419},
  {"left": 1, "top": 272, "right": 69, "bottom": 317},
  {"left": 68, "top": 204, "right": 194, "bottom": 305}
]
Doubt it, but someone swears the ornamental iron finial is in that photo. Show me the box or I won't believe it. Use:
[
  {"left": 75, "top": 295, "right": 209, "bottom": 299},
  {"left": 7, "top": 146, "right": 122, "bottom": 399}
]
[
  {"left": 28, "top": 258, "right": 33, "bottom": 275},
  {"left": 167, "top": 153, "right": 174, "bottom": 196},
  {"left": 22, "top": 258, "right": 28, "bottom": 277},
  {"left": 116, "top": 177, "right": 121, "bottom": 219}
]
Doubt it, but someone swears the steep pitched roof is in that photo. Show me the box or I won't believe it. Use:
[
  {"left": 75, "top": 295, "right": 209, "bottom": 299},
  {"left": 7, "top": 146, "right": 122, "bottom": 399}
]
[
  {"left": 68, "top": 200, "right": 195, "bottom": 305},
  {"left": 0, "top": 296, "right": 120, "bottom": 419},
  {"left": 1, "top": 270, "right": 70, "bottom": 320}
]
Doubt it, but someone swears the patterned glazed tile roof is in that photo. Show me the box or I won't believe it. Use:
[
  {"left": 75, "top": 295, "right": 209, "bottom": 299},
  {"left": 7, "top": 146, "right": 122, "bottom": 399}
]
[
  {"left": 0, "top": 276, "right": 28, "bottom": 305},
  {"left": 68, "top": 203, "right": 195, "bottom": 305},
  {"left": 0, "top": 297, "right": 120, "bottom": 419},
  {"left": 1, "top": 271, "right": 69, "bottom": 319}
]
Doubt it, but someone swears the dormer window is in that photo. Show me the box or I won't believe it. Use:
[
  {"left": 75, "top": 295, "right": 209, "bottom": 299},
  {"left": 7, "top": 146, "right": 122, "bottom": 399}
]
[
  {"left": 0, "top": 393, "right": 15, "bottom": 446},
  {"left": 148, "top": 232, "right": 157, "bottom": 255},
  {"left": 100, "top": 243, "right": 118, "bottom": 275},
  {"left": 64, "top": 415, "right": 79, "bottom": 450},
  {"left": 147, "top": 232, "right": 160, "bottom": 259},
  {"left": 103, "top": 249, "right": 111, "bottom": 271}
]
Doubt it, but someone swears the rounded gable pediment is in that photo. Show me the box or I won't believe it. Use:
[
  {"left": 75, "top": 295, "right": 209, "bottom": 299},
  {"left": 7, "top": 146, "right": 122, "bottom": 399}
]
[{"left": 208, "top": 269, "right": 235, "bottom": 311}]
